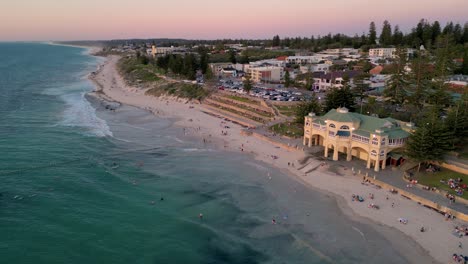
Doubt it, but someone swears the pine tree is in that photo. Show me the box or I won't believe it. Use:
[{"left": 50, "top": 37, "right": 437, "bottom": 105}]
[
  {"left": 369, "top": 22, "right": 377, "bottom": 45},
  {"left": 352, "top": 73, "right": 370, "bottom": 113},
  {"left": 243, "top": 75, "right": 253, "bottom": 94},
  {"left": 384, "top": 48, "right": 409, "bottom": 105},
  {"left": 431, "top": 21, "right": 441, "bottom": 44},
  {"left": 462, "top": 51, "right": 468, "bottom": 75},
  {"left": 379, "top": 20, "right": 393, "bottom": 46},
  {"left": 295, "top": 94, "right": 321, "bottom": 124},
  {"left": 445, "top": 92, "right": 468, "bottom": 148},
  {"left": 272, "top": 35, "right": 281, "bottom": 47},
  {"left": 428, "top": 34, "right": 455, "bottom": 109},
  {"left": 324, "top": 78, "right": 356, "bottom": 112},
  {"left": 284, "top": 71, "right": 291, "bottom": 88},
  {"left": 228, "top": 49, "right": 237, "bottom": 64},
  {"left": 407, "top": 51, "right": 431, "bottom": 110},
  {"left": 392, "top": 25, "right": 404, "bottom": 45},
  {"left": 406, "top": 109, "right": 453, "bottom": 171}
]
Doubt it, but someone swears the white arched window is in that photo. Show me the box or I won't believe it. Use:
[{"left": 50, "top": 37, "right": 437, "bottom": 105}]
[
  {"left": 329, "top": 123, "right": 336, "bottom": 128},
  {"left": 339, "top": 125, "right": 349, "bottom": 130}
]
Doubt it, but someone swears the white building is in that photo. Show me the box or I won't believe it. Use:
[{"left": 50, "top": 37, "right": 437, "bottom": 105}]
[
  {"left": 300, "top": 63, "right": 330, "bottom": 74},
  {"left": 368, "top": 48, "right": 414, "bottom": 59},
  {"left": 312, "top": 70, "right": 362, "bottom": 91},
  {"left": 250, "top": 59, "right": 286, "bottom": 68},
  {"left": 286, "top": 56, "right": 322, "bottom": 65}
]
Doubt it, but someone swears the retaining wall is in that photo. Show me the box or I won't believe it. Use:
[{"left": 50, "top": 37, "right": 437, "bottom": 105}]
[{"left": 362, "top": 175, "right": 468, "bottom": 222}]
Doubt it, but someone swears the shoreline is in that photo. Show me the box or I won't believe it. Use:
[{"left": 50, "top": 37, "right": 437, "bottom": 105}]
[{"left": 87, "top": 54, "right": 464, "bottom": 264}]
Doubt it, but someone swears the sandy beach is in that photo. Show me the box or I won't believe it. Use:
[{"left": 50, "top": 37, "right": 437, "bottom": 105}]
[{"left": 88, "top": 55, "right": 466, "bottom": 264}]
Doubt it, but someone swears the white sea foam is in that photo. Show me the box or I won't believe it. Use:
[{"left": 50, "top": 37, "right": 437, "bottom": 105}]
[
  {"left": 181, "top": 148, "right": 216, "bottom": 153},
  {"left": 60, "top": 91, "right": 113, "bottom": 137}
]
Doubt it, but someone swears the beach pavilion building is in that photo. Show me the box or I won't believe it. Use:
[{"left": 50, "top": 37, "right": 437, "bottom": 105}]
[{"left": 303, "top": 108, "right": 413, "bottom": 171}]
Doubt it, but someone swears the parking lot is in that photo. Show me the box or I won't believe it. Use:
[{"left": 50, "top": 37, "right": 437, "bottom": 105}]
[{"left": 217, "top": 78, "right": 316, "bottom": 102}]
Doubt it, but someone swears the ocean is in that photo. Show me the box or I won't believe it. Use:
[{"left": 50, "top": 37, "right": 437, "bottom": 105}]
[{"left": 0, "top": 43, "right": 429, "bottom": 263}]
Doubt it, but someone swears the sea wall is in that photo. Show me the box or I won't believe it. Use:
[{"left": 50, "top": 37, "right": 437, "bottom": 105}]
[
  {"left": 437, "top": 161, "right": 468, "bottom": 175},
  {"left": 242, "top": 130, "right": 301, "bottom": 152},
  {"left": 362, "top": 175, "right": 468, "bottom": 222}
]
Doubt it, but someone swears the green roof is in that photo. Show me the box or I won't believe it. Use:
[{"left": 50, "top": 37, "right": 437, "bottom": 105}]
[
  {"left": 387, "top": 129, "right": 410, "bottom": 139},
  {"left": 322, "top": 109, "right": 361, "bottom": 123},
  {"left": 353, "top": 129, "right": 370, "bottom": 137},
  {"left": 315, "top": 108, "right": 410, "bottom": 139}
]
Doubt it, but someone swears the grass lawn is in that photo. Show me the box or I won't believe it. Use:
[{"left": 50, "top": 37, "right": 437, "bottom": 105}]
[
  {"left": 275, "top": 105, "right": 298, "bottom": 117},
  {"left": 213, "top": 98, "right": 273, "bottom": 118},
  {"left": 415, "top": 168, "right": 468, "bottom": 200},
  {"left": 226, "top": 95, "right": 260, "bottom": 105},
  {"left": 269, "top": 122, "right": 304, "bottom": 138}
]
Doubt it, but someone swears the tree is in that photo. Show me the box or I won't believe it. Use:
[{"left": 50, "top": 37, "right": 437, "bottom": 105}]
[
  {"left": 392, "top": 25, "right": 404, "bottom": 45},
  {"left": 428, "top": 34, "right": 456, "bottom": 109},
  {"left": 445, "top": 92, "right": 468, "bottom": 148},
  {"left": 295, "top": 94, "right": 321, "bottom": 124},
  {"left": 284, "top": 71, "right": 291, "bottom": 88},
  {"left": 384, "top": 48, "right": 409, "bottom": 105},
  {"left": 243, "top": 75, "right": 253, "bottom": 94},
  {"left": 379, "top": 20, "right": 393, "bottom": 46},
  {"left": 422, "top": 21, "right": 433, "bottom": 48},
  {"left": 228, "top": 49, "right": 237, "bottom": 64},
  {"left": 368, "top": 22, "right": 377, "bottom": 45},
  {"left": 352, "top": 73, "right": 370, "bottom": 113},
  {"left": 272, "top": 35, "right": 281, "bottom": 47},
  {"left": 324, "top": 83, "right": 356, "bottom": 112},
  {"left": 406, "top": 109, "right": 453, "bottom": 171},
  {"left": 431, "top": 21, "right": 441, "bottom": 44},
  {"left": 407, "top": 51, "right": 431, "bottom": 110},
  {"left": 239, "top": 53, "right": 250, "bottom": 64},
  {"left": 461, "top": 50, "right": 468, "bottom": 75},
  {"left": 198, "top": 47, "right": 209, "bottom": 74}
]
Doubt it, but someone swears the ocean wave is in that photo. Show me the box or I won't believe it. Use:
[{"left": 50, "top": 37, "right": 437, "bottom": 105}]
[
  {"left": 182, "top": 148, "right": 216, "bottom": 153},
  {"left": 60, "top": 91, "right": 113, "bottom": 137}
]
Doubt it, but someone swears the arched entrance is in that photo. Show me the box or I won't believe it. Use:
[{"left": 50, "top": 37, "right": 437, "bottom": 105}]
[{"left": 350, "top": 146, "right": 369, "bottom": 161}]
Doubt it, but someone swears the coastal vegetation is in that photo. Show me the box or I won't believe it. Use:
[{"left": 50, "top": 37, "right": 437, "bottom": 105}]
[
  {"left": 269, "top": 122, "right": 304, "bottom": 138},
  {"left": 146, "top": 82, "right": 209, "bottom": 100},
  {"left": 118, "top": 56, "right": 161, "bottom": 83}
]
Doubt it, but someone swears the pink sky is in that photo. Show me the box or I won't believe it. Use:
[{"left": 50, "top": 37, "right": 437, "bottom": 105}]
[{"left": 0, "top": 0, "right": 467, "bottom": 41}]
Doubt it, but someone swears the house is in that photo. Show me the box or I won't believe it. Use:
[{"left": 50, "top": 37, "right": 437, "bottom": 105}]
[
  {"left": 312, "top": 70, "right": 362, "bottom": 91},
  {"left": 300, "top": 63, "right": 330, "bottom": 74},
  {"left": 303, "top": 108, "right": 413, "bottom": 171},
  {"left": 369, "top": 65, "right": 384, "bottom": 75}
]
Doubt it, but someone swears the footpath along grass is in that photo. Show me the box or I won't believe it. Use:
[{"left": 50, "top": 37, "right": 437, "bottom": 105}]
[{"left": 416, "top": 169, "right": 468, "bottom": 200}]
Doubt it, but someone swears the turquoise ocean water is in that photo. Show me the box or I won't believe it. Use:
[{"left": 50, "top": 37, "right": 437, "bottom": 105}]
[{"left": 0, "top": 43, "right": 429, "bottom": 264}]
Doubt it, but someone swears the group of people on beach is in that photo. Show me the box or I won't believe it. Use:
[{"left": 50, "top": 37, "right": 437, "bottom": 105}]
[{"left": 451, "top": 253, "right": 467, "bottom": 263}]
